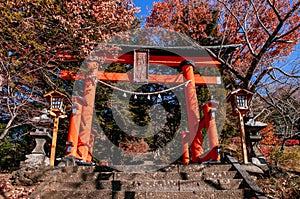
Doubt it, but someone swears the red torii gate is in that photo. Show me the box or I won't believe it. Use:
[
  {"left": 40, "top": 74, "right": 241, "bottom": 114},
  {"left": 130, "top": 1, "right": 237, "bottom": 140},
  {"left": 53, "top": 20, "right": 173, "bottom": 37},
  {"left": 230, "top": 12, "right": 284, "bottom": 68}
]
[{"left": 60, "top": 45, "right": 221, "bottom": 164}]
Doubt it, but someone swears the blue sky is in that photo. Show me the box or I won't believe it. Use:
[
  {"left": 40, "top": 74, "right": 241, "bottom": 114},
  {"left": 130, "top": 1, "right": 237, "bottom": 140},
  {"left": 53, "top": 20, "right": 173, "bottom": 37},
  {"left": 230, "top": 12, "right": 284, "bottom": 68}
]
[{"left": 133, "top": 0, "right": 156, "bottom": 23}]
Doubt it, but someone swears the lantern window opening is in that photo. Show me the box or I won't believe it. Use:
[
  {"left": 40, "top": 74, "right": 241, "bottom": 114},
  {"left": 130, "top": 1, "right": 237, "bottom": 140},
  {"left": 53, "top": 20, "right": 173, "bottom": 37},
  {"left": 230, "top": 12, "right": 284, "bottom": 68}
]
[
  {"left": 51, "top": 97, "right": 63, "bottom": 110},
  {"left": 236, "top": 95, "right": 247, "bottom": 109}
]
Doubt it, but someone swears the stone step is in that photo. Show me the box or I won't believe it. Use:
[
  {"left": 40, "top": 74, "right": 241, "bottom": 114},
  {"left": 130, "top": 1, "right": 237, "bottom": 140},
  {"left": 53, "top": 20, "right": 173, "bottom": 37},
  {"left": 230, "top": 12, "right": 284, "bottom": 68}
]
[
  {"left": 35, "top": 189, "right": 245, "bottom": 199},
  {"left": 202, "top": 171, "right": 238, "bottom": 179},
  {"left": 177, "top": 164, "right": 232, "bottom": 173},
  {"left": 179, "top": 179, "right": 243, "bottom": 191},
  {"left": 111, "top": 164, "right": 233, "bottom": 173},
  {"left": 45, "top": 178, "right": 243, "bottom": 191},
  {"left": 58, "top": 164, "right": 233, "bottom": 174},
  {"left": 114, "top": 171, "right": 238, "bottom": 181},
  {"left": 53, "top": 170, "right": 238, "bottom": 182}
]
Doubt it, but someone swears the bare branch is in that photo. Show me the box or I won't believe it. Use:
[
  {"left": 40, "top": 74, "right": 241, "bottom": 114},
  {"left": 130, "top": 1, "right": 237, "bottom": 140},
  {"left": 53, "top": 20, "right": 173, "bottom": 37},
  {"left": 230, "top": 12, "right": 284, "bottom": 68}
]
[
  {"left": 251, "top": 67, "right": 272, "bottom": 90},
  {"left": 205, "top": 47, "right": 246, "bottom": 82},
  {"left": 250, "top": 0, "right": 271, "bottom": 36},
  {"left": 274, "top": 24, "right": 300, "bottom": 42},
  {"left": 251, "top": 65, "right": 300, "bottom": 90},
  {"left": 271, "top": 67, "right": 300, "bottom": 78},
  {"left": 275, "top": 39, "right": 298, "bottom": 44},
  {"left": 0, "top": 115, "right": 17, "bottom": 139},
  {"left": 253, "top": 108, "right": 267, "bottom": 120},
  {"left": 268, "top": 72, "right": 285, "bottom": 84},
  {"left": 218, "top": 18, "right": 229, "bottom": 58},
  {"left": 266, "top": 0, "right": 282, "bottom": 21},
  {"left": 217, "top": 0, "right": 257, "bottom": 57}
]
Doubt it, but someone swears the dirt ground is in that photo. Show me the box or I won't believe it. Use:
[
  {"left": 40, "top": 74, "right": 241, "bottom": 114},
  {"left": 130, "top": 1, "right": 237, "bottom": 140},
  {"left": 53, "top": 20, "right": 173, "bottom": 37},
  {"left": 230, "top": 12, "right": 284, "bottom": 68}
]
[
  {"left": 0, "top": 173, "right": 37, "bottom": 199},
  {"left": 255, "top": 167, "right": 300, "bottom": 199}
]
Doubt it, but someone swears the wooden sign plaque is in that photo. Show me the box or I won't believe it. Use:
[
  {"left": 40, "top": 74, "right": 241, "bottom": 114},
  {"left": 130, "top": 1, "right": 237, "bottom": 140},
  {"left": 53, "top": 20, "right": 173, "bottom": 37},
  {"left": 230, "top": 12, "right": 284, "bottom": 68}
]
[{"left": 133, "top": 49, "right": 149, "bottom": 83}]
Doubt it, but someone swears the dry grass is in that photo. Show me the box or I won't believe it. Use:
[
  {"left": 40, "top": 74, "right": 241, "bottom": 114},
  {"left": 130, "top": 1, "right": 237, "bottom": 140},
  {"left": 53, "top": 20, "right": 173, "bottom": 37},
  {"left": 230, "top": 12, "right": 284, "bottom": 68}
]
[
  {"left": 268, "top": 145, "right": 300, "bottom": 172},
  {"left": 222, "top": 140, "right": 300, "bottom": 199},
  {"left": 256, "top": 145, "right": 300, "bottom": 199}
]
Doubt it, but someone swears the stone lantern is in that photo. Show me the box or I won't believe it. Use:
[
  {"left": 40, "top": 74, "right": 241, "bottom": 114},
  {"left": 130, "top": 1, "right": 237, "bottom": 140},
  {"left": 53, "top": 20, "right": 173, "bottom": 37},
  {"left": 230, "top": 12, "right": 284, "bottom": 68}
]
[
  {"left": 245, "top": 118, "right": 267, "bottom": 161},
  {"left": 21, "top": 109, "right": 52, "bottom": 168}
]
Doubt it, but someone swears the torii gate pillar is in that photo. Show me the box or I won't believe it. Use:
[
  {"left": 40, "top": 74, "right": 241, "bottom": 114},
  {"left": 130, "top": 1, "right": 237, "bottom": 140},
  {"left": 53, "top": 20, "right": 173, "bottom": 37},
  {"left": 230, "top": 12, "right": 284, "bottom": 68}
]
[
  {"left": 65, "top": 97, "right": 83, "bottom": 159},
  {"left": 181, "top": 60, "right": 203, "bottom": 163},
  {"left": 64, "top": 62, "right": 98, "bottom": 162}
]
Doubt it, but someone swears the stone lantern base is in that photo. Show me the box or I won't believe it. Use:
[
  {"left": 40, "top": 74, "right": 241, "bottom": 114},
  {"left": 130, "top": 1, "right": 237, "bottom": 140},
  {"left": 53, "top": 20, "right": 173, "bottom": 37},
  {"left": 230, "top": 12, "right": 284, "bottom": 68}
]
[
  {"left": 21, "top": 154, "right": 50, "bottom": 169},
  {"left": 21, "top": 128, "right": 52, "bottom": 169}
]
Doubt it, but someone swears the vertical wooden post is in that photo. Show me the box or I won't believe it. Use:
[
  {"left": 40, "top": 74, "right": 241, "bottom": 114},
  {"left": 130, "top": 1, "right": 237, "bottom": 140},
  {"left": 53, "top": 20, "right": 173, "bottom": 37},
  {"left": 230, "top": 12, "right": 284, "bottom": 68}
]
[
  {"left": 204, "top": 102, "right": 219, "bottom": 152},
  {"left": 181, "top": 60, "right": 203, "bottom": 163},
  {"left": 181, "top": 131, "right": 190, "bottom": 164},
  {"left": 238, "top": 111, "right": 248, "bottom": 164},
  {"left": 65, "top": 100, "right": 83, "bottom": 158},
  {"left": 86, "top": 129, "right": 96, "bottom": 162},
  {"left": 50, "top": 117, "right": 59, "bottom": 166},
  {"left": 77, "top": 62, "right": 98, "bottom": 162},
  {"left": 198, "top": 101, "right": 219, "bottom": 163}
]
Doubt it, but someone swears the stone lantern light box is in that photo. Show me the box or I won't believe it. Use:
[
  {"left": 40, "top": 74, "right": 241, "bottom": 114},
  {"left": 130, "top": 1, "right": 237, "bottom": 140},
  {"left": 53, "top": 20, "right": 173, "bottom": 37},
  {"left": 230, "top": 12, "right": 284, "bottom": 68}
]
[
  {"left": 227, "top": 88, "right": 254, "bottom": 116},
  {"left": 44, "top": 90, "right": 69, "bottom": 117}
]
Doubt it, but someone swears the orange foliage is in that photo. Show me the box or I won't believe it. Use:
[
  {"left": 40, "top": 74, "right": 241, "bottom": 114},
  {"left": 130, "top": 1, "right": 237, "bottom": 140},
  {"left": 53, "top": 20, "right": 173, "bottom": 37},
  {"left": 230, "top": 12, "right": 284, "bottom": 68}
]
[
  {"left": 147, "top": 0, "right": 217, "bottom": 44},
  {"left": 146, "top": 0, "right": 300, "bottom": 89},
  {"left": 260, "top": 122, "right": 279, "bottom": 145},
  {"left": 119, "top": 138, "right": 149, "bottom": 154}
]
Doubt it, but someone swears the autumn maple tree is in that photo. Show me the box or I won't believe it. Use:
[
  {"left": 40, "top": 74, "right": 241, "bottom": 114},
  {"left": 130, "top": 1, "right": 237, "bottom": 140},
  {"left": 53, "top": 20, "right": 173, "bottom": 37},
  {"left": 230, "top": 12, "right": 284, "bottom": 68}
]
[
  {"left": 0, "top": 0, "right": 140, "bottom": 140},
  {"left": 147, "top": 0, "right": 300, "bottom": 91}
]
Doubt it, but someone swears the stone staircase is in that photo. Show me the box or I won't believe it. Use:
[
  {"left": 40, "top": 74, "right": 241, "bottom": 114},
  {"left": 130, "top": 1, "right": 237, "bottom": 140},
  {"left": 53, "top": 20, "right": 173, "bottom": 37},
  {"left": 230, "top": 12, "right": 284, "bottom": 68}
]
[{"left": 29, "top": 162, "right": 261, "bottom": 199}]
